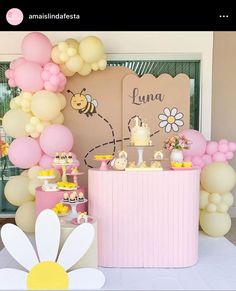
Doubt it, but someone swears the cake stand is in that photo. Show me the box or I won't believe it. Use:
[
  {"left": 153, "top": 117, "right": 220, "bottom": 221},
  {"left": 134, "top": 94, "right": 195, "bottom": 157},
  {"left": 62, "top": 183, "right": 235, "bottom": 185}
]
[
  {"left": 61, "top": 198, "right": 88, "bottom": 220},
  {"left": 37, "top": 175, "right": 56, "bottom": 191},
  {"left": 66, "top": 172, "right": 84, "bottom": 188},
  {"left": 53, "top": 163, "right": 73, "bottom": 182},
  {"left": 127, "top": 145, "right": 154, "bottom": 166},
  {"left": 94, "top": 158, "right": 113, "bottom": 171}
]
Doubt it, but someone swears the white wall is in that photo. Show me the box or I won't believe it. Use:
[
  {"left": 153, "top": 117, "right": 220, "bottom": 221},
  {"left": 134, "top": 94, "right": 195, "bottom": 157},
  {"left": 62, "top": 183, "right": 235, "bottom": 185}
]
[{"left": 0, "top": 31, "right": 213, "bottom": 139}]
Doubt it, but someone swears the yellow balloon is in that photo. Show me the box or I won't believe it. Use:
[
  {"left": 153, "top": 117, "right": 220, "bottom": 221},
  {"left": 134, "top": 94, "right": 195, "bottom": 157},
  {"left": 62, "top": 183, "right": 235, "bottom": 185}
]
[
  {"left": 200, "top": 190, "right": 209, "bottom": 209},
  {"left": 31, "top": 90, "right": 61, "bottom": 121},
  {"left": 30, "top": 116, "right": 40, "bottom": 125},
  {"left": 2, "top": 109, "right": 31, "bottom": 138},
  {"left": 51, "top": 112, "right": 64, "bottom": 124},
  {"left": 60, "top": 64, "right": 75, "bottom": 77},
  {"left": 98, "top": 59, "right": 107, "bottom": 70},
  {"left": 78, "top": 63, "right": 92, "bottom": 76},
  {"left": 66, "top": 38, "right": 79, "bottom": 49},
  {"left": 201, "top": 162, "right": 236, "bottom": 193},
  {"left": 4, "top": 176, "right": 34, "bottom": 206},
  {"left": 91, "top": 63, "right": 99, "bottom": 71},
  {"left": 28, "top": 166, "right": 43, "bottom": 180},
  {"left": 65, "top": 55, "right": 83, "bottom": 72},
  {"left": 28, "top": 179, "right": 43, "bottom": 195},
  {"left": 200, "top": 210, "right": 231, "bottom": 237},
  {"left": 222, "top": 192, "right": 234, "bottom": 207},
  {"left": 209, "top": 193, "right": 221, "bottom": 204},
  {"left": 206, "top": 203, "right": 217, "bottom": 213},
  {"left": 56, "top": 93, "right": 67, "bottom": 110},
  {"left": 216, "top": 202, "right": 229, "bottom": 213},
  {"left": 25, "top": 123, "right": 35, "bottom": 133},
  {"left": 10, "top": 99, "right": 19, "bottom": 109},
  {"left": 51, "top": 46, "right": 62, "bottom": 64},
  {"left": 21, "top": 170, "right": 29, "bottom": 177},
  {"left": 15, "top": 201, "right": 36, "bottom": 233},
  {"left": 79, "top": 36, "right": 105, "bottom": 64},
  {"left": 58, "top": 41, "right": 68, "bottom": 51}
]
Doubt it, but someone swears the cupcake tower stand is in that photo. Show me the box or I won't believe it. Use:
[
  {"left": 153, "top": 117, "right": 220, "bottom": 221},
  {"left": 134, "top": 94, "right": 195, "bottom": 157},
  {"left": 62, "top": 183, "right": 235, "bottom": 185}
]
[
  {"left": 61, "top": 199, "right": 88, "bottom": 220},
  {"left": 127, "top": 145, "right": 154, "bottom": 166}
]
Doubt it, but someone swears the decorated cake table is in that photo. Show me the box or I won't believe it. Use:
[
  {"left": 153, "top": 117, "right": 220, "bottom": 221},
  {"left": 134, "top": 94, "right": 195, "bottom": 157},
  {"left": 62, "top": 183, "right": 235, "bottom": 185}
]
[
  {"left": 88, "top": 168, "right": 200, "bottom": 268},
  {"left": 35, "top": 186, "right": 87, "bottom": 217}
]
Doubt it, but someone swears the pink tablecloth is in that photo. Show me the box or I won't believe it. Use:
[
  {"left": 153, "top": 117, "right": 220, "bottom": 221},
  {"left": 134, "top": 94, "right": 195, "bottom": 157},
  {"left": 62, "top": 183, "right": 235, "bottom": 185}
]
[
  {"left": 88, "top": 168, "right": 200, "bottom": 268},
  {"left": 35, "top": 186, "right": 87, "bottom": 217}
]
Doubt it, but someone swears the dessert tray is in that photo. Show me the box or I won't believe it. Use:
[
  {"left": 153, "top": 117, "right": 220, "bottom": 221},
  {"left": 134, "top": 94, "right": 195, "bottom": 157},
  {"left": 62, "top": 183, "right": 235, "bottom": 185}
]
[
  {"left": 58, "top": 186, "right": 77, "bottom": 190},
  {"left": 171, "top": 166, "right": 193, "bottom": 170},
  {"left": 125, "top": 167, "right": 163, "bottom": 171}
]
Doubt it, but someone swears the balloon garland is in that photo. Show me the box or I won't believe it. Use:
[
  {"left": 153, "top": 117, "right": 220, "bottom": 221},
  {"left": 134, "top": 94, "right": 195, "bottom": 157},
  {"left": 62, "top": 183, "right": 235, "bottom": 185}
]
[{"left": 2, "top": 32, "right": 107, "bottom": 232}]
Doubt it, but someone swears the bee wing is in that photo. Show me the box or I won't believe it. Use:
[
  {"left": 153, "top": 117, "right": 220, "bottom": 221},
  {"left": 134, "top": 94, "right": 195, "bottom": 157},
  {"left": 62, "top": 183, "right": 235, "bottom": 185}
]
[
  {"left": 92, "top": 99, "right": 98, "bottom": 107},
  {"left": 85, "top": 94, "right": 92, "bottom": 102}
]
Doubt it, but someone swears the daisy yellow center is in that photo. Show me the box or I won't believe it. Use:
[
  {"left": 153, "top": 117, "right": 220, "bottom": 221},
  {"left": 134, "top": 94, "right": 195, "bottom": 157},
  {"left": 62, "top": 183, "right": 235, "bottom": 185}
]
[
  {"left": 167, "top": 116, "right": 175, "bottom": 124},
  {"left": 27, "top": 261, "right": 69, "bottom": 290}
]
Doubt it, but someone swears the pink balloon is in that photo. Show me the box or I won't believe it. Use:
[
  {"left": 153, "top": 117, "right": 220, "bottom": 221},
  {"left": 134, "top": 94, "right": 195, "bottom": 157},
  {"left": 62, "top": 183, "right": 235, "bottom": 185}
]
[
  {"left": 8, "top": 137, "right": 42, "bottom": 169},
  {"left": 218, "top": 143, "right": 229, "bottom": 153},
  {"left": 39, "top": 154, "right": 54, "bottom": 169},
  {"left": 225, "top": 151, "right": 234, "bottom": 160},
  {"left": 212, "top": 152, "right": 226, "bottom": 162},
  {"left": 181, "top": 129, "right": 206, "bottom": 156},
  {"left": 229, "top": 142, "right": 236, "bottom": 151},
  {"left": 41, "top": 62, "right": 66, "bottom": 92},
  {"left": 206, "top": 141, "right": 218, "bottom": 155},
  {"left": 22, "top": 32, "right": 52, "bottom": 65},
  {"left": 219, "top": 139, "right": 228, "bottom": 144},
  {"left": 192, "top": 156, "right": 205, "bottom": 168},
  {"left": 14, "top": 61, "right": 44, "bottom": 92},
  {"left": 39, "top": 125, "right": 74, "bottom": 156},
  {"left": 10, "top": 57, "right": 26, "bottom": 69},
  {"left": 202, "top": 154, "right": 212, "bottom": 165},
  {"left": 8, "top": 79, "right": 16, "bottom": 87}
]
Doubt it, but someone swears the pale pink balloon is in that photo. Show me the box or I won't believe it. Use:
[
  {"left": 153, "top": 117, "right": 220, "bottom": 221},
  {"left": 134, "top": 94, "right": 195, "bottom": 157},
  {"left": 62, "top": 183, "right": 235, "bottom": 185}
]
[
  {"left": 192, "top": 156, "right": 205, "bottom": 168},
  {"left": 218, "top": 143, "right": 229, "bottom": 153},
  {"left": 10, "top": 57, "right": 26, "bottom": 69},
  {"left": 8, "top": 79, "right": 16, "bottom": 87},
  {"left": 39, "top": 154, "right": 54, "bottom": 168},
  {"left": 225, "top": 151, "right": 234, "bottom": 160},
  {"left": 14, "top": 61, "right": 44, "bottom": 92},
  {"left": 39, "top": 125, "right": 74, "bottom": 156},
  {"left": 206, "top": 141, "right": 218, "bottom": 155},
  {"left": 212, "top": 152, "right": 226, "bottom": 162},
  {"left": 41, "top": 62, "right": 66, "bottom": 92},
  {"left": 181, "top": 129, "right": 206, "bottom": 157},
  {"left": 8, "top": 137, "right": 42, "bottom": 169},
  {"left": 202, "top": 154, "right": 212, "bottom": 164},
  {"left": 22, "top": 32, "right": 52, "bottom": 65},
  {"left": 228, "top": 142, "right": 236, "bottom": 151}
]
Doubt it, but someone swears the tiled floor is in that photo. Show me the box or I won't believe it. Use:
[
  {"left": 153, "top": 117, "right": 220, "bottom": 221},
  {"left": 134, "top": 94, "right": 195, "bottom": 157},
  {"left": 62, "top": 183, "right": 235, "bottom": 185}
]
[{"left": 0, "top": 218, "right": 235, "bottom": 250}]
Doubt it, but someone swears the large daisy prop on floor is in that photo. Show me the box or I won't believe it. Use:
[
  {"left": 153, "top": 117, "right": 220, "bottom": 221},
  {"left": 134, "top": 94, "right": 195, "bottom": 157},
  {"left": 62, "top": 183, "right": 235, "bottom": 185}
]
[
  {"left": 0, "top": 209, "right": 105, "bottom": 290},
  {"left": 159, "top": 107, "right": 184, "bottom": 133}
]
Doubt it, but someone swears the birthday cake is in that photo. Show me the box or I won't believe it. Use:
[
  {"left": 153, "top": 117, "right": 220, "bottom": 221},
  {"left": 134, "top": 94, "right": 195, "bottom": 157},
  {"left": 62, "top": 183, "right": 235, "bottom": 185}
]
[{"left": 130, "top": 116, "right": 152, "bottom": 146}]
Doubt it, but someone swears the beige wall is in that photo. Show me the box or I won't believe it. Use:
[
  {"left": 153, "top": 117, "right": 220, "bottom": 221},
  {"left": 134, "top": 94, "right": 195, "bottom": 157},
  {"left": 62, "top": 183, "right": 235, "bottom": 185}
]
[{"left": 212, "top": 32, "right": 236, "bottom": 212}]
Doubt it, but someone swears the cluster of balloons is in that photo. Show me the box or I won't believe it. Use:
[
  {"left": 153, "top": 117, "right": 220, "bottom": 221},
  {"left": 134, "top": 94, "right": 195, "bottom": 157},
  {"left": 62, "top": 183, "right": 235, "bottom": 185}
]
[
  {"left": 4, "top": 166, "right": 61, "bottom": 232},
  {"left": 5, "top": 33, "right": 66, "bottom": 92},
  {"left": 182, "top": 129, "right": 236, "bottom": 168},
  {"left": 199, "top": 162, "right": 235, "bottom": 236},
  {"left": 52, "top": 36, "right": 107, "bottom": 76}
]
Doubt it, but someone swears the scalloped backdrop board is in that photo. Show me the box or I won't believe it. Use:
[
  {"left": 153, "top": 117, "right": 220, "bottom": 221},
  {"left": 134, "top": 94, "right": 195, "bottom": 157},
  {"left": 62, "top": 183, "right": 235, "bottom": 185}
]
[
  {"left": 122, "top": 73, "right": 190, "bottom": 162},
  {"left": 63, "top": 69, "right": 189, "bottom": 186}
]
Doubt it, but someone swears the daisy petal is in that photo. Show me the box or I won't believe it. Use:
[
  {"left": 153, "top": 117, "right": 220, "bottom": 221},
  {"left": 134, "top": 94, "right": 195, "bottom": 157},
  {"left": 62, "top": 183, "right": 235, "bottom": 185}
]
[
  {"left": 175, "top": 113, "right": 183, "bottom": 120},
  {"left": 1, "top": 224, "right": 38, "bottom": 271},
  {"left": 0, "top": 268, "right": 27, "bottom": 290},
  {"left": 171, "top": 107, "right": 177, "bottom": 116},
  {"left": 57, "top": 223, "right": 94, "bottom": 271},
  {"left": 158, "top": 114, "right": 167, "bottom": 121},
  {"left": 172, "top": 123, "right": 179, "bottom": 132},
  {"left": 175, "top": 120, "right": 184, "bottom": 126},
  {"left": 165, "top": 123, "right": 171, "bottom": 133},
  {"left": 35, "top": 209, "right": 60, "bottom": 262},
  {"left": 159, "top": 121, "right": 168, "bottom": 128},
  {"left": 164, "top": 108, "right": 171, "bottom": 116},
  {"left": 68, "top": 268, "right": 105, "bottom": 290}
]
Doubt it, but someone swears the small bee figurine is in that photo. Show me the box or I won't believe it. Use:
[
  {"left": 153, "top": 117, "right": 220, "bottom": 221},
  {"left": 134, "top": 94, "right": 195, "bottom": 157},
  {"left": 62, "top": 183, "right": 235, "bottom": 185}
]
[{"left": 68, "top": 88, "right": 98, "bottom": 117}]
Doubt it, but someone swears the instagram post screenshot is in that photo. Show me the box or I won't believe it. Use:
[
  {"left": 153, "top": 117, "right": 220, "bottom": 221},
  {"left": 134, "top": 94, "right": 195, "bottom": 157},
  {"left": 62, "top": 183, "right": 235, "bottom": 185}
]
[{"left": 0, "top": 3, "right": 236, "bottom": 291}]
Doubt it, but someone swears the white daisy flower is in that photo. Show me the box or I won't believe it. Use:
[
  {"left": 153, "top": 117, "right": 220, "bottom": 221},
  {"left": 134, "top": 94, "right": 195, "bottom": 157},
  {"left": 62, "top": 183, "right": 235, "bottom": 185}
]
[
  {"left": 158, "top": 107, "right": 184, "bottom": 133},
  {"left": 0, "top": 209, "right": 105, "bottom": 290}
]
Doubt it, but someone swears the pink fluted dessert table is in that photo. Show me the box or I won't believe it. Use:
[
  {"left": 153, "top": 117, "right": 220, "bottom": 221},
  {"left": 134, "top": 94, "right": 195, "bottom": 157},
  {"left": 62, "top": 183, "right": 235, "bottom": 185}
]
[{"left": 88, "top": 168, "right": 200, "bottom": 268}]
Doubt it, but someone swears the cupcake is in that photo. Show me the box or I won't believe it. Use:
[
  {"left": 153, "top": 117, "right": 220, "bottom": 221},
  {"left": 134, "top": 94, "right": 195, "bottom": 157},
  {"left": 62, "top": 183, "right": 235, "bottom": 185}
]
[
  {"left": 63, "top": 192, "right": 69, "bottom": 202},
  {"left": 78, "top": 192, "right": 84, "bottom": 202},
  {"left": 69, "top": 192, "right": 77, "bottom": 203},
  {"left": 66, "top": 152, "right": 73, "bottom": 164}
]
